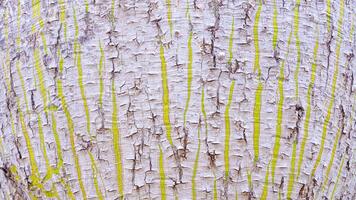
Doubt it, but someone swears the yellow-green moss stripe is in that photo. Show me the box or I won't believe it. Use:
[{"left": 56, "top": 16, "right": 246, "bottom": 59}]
[
  {"left": 29, "top": 193, "right": 39, "bottom": 200},
  {"left": 59, "top": 178, "right": 75, "bottom": 200},
  {"left": 247, "top": 170, "right": 252, "bottom": 189},
  {"left": 272, "top": 0, "right": 278, "bottom": 50},
  {"left": 183, "top": 31, "right": 193, "bottom": 127},
  {"left": 37, "top": 114, "right": 54, "bottom": 182},
  {"left": 18, "top": 104, "right": 58, "bottom": 200},
  {"left": 31, "top": 0, "right": 48, "bottom": 53},
  {"left": 16, "top": 61, "right": 29, "bottom": 113},
  {"left": 160, "top": 44, "right": 174, "bottom": 146},
  {"left": 31, "top": 0, "right": 41, "bottom": 27},
  {"left": 73, "top": 8, "right": 91, "bottom": 136},
  {"left": 278, "top": 189, "right": 282, "bottom": 200},
  {"left": 40, "top": 32, "right": 48, "bottom": 55},
  {"left": 58, "top": 0, "right": 67, "bottom": 40},
  {"left": 111, "top": 78, "right": 124, "bottom": 198},
  {"left": 191, "top": 123, "right": 201, "bottom": 200},
  {"left": 53, "top": 51, "right": 67, "bottom": 175},
  {"left": 54, "top": 52, "right": 77, "bottom": 199},
  {"left": 326, "top": 0, "right": 331, "bottom": 32},
  {"left": 213, "top": 176, "right": 218, "bottom": 200},
  {"left": 15, "top": 1, "right": 30, "bottom": 114},
  {"left": 252, "top": 1, "right": 263, "bottom": 163},
  {"left": 228, "top": 17, "right": 235, "bottom": 65},
  {"left": 253, "top": 81, "right": 263, "bottom": 163},
  {"left": 321, "top": 127, "right": 341, "bottom": 192},
  {"left": 111, "top": 0, "right": 115, "bottom": 21},
  {"left": 293, "top": 0, "right": 301, "bottom": 99},
  {"left": 311, "top": 0, "right": 344, "bottom": 178},
  {"left": 159, "top": 145, "right": 167, "bottom": 200},
  {"left": 329, "top": 154, "right": 345, "bottom": 199},
  {"left": 260, "top": 162, "right": 270, "bottom": 200},
  {"left": 296, "top": 31, "right": 319, "bottom": 179},
  {"left": 253, "top": 1, "right": 262, "bottom": 77},
  {"left": 185, "top": 0, "right": 190, "bottom": 18},
  {"left": 19, "top": 52, "right": 60, "bottom": 197},
  {"left": 89, "top": 152, "right": 104, "bottom": 200},
  {"left": 8, "top": 165, "right": 52, "bottom": 200},
  {"left": 286, "top": 140, "right": 297, "bottom": 199},
  {"left": 202, "top": 86, "right": 213, "bottom": 199},
  {"left": 33, "top": 49, "right": 48, "bottom": 113},
  {"left": 57, "top": 75, "right": 87, "bottom": 200},
  {"left": 51, "top": 111, "right": 64, "bottom": 174},
  {"left": 224, "top": 80, "right": 235, "bottom": 179},
  {"left": 165, "top": 0, "right": 173, "bottom": 37},
  {"left": 83, "top": 43, "right": 105, "bottom": 200},
  {"left": 17, "top": 100, "right": 40, "bottom": 187},
  {"left": 84, "top": 0, "right": 89, "bottom": 13},
  {"left": 9, "top": 165, "right": 20, "bottom": 182}
]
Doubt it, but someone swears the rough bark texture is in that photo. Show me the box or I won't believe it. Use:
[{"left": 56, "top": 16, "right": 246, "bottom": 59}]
[{"left": 0, "top": 0, "right": 355, "bottom": 199}]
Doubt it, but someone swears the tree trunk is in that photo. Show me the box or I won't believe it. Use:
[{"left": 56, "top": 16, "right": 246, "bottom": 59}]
[{"left": 0, "top": 0, "right": 355, "bottom": 199}]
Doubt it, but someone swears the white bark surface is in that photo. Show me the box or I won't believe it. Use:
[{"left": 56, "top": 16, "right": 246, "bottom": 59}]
[{"left": 0, "top": 0, "right": 355, "bottom": 199}]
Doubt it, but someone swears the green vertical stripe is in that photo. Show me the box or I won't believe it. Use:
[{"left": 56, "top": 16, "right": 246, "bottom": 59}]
[
  {"left": 224, "top": 80, "right": 235, "bottom": 179},
  {"left": 159, "top": 145, "right": 167, "bottom": 200},
  {"left": 111, "top": 78, "right": 124, "bottom": 198},
  {"left": 191, "top": 123, "right": 201, "bottom": 200},
  {"left": 160, "top": 44, "right": 174, "bottom": 146},
  {"left": 165, "top": 0, "right": 173, "bottom": 37},
  {"left": 252, "top": 1, "right": 263, "bottom": 164},
  {"left": 329, "top": 154, "right": 345, "bottom": 199}
]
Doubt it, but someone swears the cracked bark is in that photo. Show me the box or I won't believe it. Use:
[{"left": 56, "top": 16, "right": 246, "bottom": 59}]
[{"left": 0, "top": 0, "right": 355, "bottom": 199}]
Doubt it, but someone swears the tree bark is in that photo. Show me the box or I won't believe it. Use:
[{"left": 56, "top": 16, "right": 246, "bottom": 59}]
[{"left": 0, "top": 0, "right": 355, "bottom": 199}]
